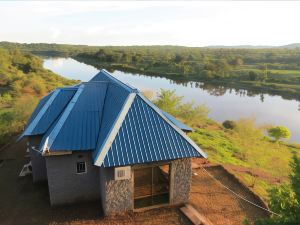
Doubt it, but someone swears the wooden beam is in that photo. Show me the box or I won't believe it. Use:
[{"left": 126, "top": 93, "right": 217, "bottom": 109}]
[{"left": 180, "top": 204, "right": 214, "bottom": 225}]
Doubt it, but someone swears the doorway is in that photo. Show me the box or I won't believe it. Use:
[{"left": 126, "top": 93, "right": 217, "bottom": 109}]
[{"left": 134, "top": 164, "right": 170, "bottom": 209}]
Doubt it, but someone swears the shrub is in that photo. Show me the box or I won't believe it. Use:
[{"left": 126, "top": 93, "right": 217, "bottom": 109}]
[
  {"left": 223, "top": 120, "right": 237, "bottom": 129},
  {"left": 249, "top": 71, "right": 258, "bottom": 81}
]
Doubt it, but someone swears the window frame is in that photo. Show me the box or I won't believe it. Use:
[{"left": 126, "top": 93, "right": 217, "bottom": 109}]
[{"left": 76, "top": 161, "right": 87, "bottom": 174}]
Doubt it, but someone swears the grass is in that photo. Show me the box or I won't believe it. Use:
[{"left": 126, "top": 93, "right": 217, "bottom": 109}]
[{"left": 188, "top": 118, "right": 300, "bottom": 201}]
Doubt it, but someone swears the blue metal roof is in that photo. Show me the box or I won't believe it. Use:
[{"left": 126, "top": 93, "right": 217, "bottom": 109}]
[
  {"left": 90, "top": 69, "right": 137, "bottom": 92},
  {"left": 100, "top": 95, "right": 205, "bottom": 167},
  {"left": 31, "top": 89, "right": 76, "bottom": 135},
  {"left": 161, "top": 111, "right": 193, "bottom": 132},
  {"left": 23, "top": 69, "right": 206, "bottom": 165},
  {"left": 93, "top": 83, "right": 131, "bottom": 158},
  {"left": 21, "top": 88, "right": 77, "bottom": 137},
  {"left": 41, "top": 82, "right": 108, "bottom": 151}
]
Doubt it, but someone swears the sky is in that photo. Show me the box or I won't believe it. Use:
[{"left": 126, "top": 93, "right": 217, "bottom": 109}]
[{"left": 0, "top": 1, "right": 300, "bottom": 47}]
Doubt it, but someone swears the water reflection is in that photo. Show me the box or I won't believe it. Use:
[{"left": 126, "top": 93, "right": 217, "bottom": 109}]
[{"left": 43, "top": 57, "right": 300, "bottom": 143}]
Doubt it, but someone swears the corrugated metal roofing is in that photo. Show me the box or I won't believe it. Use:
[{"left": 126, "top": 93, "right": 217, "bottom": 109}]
[
  {"left": 101, "top": 94, "right": 205, "bottom": 167},
  {"left": 90, "top": 69, "right": 137, "bottom": 92},
  {"left": 23, "top": 69, "right": 206, "bottom": 165},
  {"left": 93, "top": 83, "right": 131, "bottom": 158},
  {"left": 21, "top": 88, "right": 77, "bottom": 137},
  {"left": 161, "top": 111, "right": 193, "bottom": 132},
  {"left": 30, "top": 89, "right": 77, "bottom": 135},
  {"left": 43, "top": 82, "right": 108, "bottom": 151}
]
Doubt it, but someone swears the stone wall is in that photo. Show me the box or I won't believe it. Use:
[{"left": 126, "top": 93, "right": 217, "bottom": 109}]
[
  {"left": 28, "top": 136, "right": 47, "bottom": 182},
  {"left": 45, "top": 151, "right": 100, "bottom": 205},
  {"left": 170, "top": 158, "right": 192, "bottom": 205},
  {"left": 99, "top": 167, "right": 133, "bottom": 215}
]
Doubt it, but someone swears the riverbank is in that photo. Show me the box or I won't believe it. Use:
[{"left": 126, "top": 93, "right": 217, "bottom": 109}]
[
  {"left": 74, "top": 56, "right": 300, "bottom": 102},
  {"left": 2, "top": 41, "right": 300, "bottom": 101}
]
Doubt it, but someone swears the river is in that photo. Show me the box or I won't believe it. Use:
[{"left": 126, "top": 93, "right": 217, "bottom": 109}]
[{"left": 43, "top": 57, "right": 300, "bottom": 143}]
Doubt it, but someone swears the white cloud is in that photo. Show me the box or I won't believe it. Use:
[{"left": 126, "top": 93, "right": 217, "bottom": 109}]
[{"left": 0, "top": 1, "right": 300, "bottom": 46}]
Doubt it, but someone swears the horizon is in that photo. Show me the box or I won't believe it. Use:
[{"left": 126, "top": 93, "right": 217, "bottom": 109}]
[
  {"left": 1, "top": 1, "right": 300, "bottom": 47},
  {"left": 1, "top": 40, "right": 300, "bottom": 48}
]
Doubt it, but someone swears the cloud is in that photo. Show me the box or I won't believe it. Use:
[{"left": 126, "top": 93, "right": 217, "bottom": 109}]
[
  {"left": 50, "top": 27, "right": 61, "bottom": 39},
  {"left": 1, "top": 1, "right": 300, "bottom": 46}
]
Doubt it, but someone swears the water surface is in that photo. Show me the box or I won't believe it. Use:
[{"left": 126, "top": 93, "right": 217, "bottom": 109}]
[{"left": 44, "top": 57, "right": 300, "bottom": 143}]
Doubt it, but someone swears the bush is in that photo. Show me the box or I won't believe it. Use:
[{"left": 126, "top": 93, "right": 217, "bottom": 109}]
[
  {"left": 249, "top": 71, "right": 258, "bottom": 81},
  {"left": 223, "top": 120, "right": 237, "bottom": 129}
]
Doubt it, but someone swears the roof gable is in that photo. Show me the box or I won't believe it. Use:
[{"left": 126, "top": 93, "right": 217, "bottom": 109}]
[{"left": 95, "top": 94, "right": 206, "bottom": 167}]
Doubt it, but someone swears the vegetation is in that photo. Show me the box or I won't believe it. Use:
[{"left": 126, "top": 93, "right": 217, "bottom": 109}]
[
  {"left": 1, "top": 42, "right": 300, "bottom": 101},
  {"left": 268, "top": 126, "right": 291, "bottom": 142},
  {"left": 0, "top": 47, "right": 76, "bottom": 147},
  {"left": 153, "top": 89, "right": 300, "bottom": 201},
  {"left": 0, "top": 42, "right": 299, "bottom": 218},
  {"left": 255, "top": 154, "right": 300, "bottom": 225},
  {"left": 222, "top": 120, "right": 237, "bottom": 130}
]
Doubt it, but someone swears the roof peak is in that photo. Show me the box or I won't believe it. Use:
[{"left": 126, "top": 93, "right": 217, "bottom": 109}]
[{"left": 90, "top": 69, "right": 139, "bottom": 93}]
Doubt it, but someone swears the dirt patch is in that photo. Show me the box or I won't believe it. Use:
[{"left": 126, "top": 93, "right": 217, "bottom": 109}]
[
  {"left": 190, "top": 165, "right": 269, "bottom": 225},
  {"left": 224, "top": 164, "right": 286, "bottom": 184},
  {"left": 1, "top": 138, "right": 269, "bottom": 225},
  {"left": 195, "top": 122, "right": 223, "bottom": 131},
  {"left": 0, "top": 138, "right": 191, "bottom": 225}
]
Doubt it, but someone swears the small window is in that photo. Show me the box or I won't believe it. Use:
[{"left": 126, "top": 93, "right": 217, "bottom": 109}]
[
  {"left": 76, "top": 162, "right": 86, "bottom": 174},
  {"left": 117, "top": 170, "right": 125, "bottom": 178}
]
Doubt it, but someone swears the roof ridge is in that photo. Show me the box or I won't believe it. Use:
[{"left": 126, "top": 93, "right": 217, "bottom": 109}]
[
  {"left": 100, "top": 69, "right": 139, "bottom": 93},
  {"left": 18, "top": 89, "right": 61, "bottom": 140},
  {"left": 94, "top": 92, "right": 137, "bottom": 166},
  {"left": 41, "top": 84, "right": 85, "bottom": 154},
  {"left": 94, "top": 81, "right": 110, "bottom": 156}
]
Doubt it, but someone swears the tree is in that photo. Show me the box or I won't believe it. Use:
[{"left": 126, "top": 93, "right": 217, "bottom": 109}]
[
  {"left": 154, "top": 89, "right": 183, "bottom": 115},
  {"left": 268, "top": 126, "right": 291, "bottom": 141},
  {"left": 249, "top": 71, "right": 258, "bottom": 81},
  {"left": 173, "top": 54, "right": 183, "bottom": 63},
  {"left": 153, "top": 89, "right": 209, "bottom": 126},
  {"left": 233, "top": 57, "right": 244, "bottom": 67}
]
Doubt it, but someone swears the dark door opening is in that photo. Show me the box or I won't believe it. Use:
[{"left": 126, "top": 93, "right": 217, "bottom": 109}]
[{"left": 134, "top": 164, "right": 170, "bottom": 209}]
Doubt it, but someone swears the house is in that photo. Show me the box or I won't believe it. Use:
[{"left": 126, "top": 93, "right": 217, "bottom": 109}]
[{"left": 19, "top": 69, "right": 207, "bottom": 215}]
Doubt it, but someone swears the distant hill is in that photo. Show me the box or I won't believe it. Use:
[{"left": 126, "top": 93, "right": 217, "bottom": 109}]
[
  {"left": 206, "top": 43, "right": 300, "bottom": 49},
  {"left": 279, "top": 43, "right": 300, "bottom": 49},
  {"left": 205, "top": 45, "right": 274, "bottom": 49}
]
